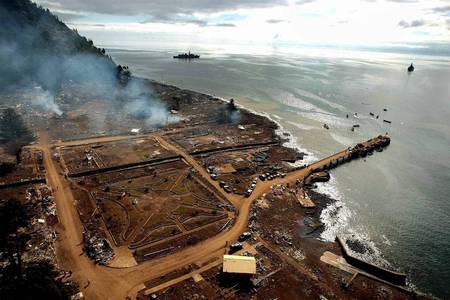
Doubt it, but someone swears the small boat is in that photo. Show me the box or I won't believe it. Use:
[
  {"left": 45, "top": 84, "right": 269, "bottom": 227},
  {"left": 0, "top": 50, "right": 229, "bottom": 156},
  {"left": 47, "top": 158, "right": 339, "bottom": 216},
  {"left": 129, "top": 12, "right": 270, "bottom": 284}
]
[
  {"left": 408, "top": 63, "right": 414, "bottom": 72},
  {"left": 383, "top": 119, "right": 392, "bottom": 124},
  {"left": 369, "top": 112, "right": 374, "bottom": 117},
  {"left": 383, "top": 108, "right": 388, "bottom": 112}
]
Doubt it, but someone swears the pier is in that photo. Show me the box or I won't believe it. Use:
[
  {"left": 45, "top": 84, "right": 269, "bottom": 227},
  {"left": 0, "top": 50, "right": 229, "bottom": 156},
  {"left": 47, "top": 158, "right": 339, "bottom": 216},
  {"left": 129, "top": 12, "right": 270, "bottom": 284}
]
[
  {"left": 309, "top": 134, "right": 390, "bottom": 174},
  {"left": 336, "top": 236, "right": 407, "bottom": 286},
  {"left": 27, "top": 132, "right": 394, "bottom": 300},
  {"left": 280, "top": 134, "right": 391, "bottom": 188}
]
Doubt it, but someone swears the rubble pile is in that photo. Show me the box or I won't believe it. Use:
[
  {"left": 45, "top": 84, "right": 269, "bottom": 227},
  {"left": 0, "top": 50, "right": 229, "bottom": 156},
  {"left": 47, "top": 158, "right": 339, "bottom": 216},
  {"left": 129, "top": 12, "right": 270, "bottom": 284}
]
[
  {"left": 272, "top": 230, "right": 294, "bottom": 246},
  {"left": 248, "top": 207, "right": 259, "bottom": 233},
  {"left": 253, "top": 151, "right": 269, "bottom": 164},
  {"left": 270, "top": 184, "right": 288, "bottom": 198},
  {"left": 0, "top": 183, "right": 81, "bottom": 298},
  {"left": 280, "top": 246, "right": 305, "bottom": 261},
  {"left": 22, "top": 184, "right": 59, "bottom": 263},
  {"left": 83, "top": 230, "right": 114, "bottom": 265}
]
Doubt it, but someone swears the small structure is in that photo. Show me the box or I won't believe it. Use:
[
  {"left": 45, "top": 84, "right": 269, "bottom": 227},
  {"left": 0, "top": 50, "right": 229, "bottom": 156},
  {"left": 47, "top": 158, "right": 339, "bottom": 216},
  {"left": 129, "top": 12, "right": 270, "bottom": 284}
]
[{"left": 223, "top": 255, "right": 256, "bottom": 275}]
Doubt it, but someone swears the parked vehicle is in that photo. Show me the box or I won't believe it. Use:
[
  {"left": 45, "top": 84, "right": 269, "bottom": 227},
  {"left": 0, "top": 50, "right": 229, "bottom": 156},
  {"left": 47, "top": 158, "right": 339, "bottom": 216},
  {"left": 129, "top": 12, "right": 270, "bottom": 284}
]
[
  {"left": 239, "top": 232, "right": 252, "bottom": 242},
  {"left": 230, "top": 242, "right": 243, "bottom": 252}
]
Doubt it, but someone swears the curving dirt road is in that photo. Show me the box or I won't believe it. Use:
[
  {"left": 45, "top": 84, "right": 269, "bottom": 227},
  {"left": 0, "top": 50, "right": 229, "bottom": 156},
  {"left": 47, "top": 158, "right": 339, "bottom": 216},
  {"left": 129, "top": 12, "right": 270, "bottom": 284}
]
[{"left": 33, "top": 133, "right": 378, "bottom": 300}]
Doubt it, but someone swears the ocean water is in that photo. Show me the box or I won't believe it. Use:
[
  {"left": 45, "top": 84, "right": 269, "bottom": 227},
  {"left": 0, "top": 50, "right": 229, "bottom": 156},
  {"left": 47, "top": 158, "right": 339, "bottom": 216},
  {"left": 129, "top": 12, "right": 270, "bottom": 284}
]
[{"left": 107, "top": 46, "right": 450, "bottom": 297}]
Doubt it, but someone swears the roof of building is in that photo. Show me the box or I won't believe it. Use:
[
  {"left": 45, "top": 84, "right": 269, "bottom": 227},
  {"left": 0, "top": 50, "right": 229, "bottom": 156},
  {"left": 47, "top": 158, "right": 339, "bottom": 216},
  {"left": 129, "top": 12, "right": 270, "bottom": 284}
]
[{"left": 222, "top": 255, "right": 256, "bottom": 275}]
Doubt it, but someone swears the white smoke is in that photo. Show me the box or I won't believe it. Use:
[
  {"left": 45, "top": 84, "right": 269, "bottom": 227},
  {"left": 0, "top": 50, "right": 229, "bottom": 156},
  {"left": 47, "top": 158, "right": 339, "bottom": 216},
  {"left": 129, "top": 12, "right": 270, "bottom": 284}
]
[
  {"left": 33, "top": 86, "right": 62, "bottom": 115},
  {"left": 121, "top": 79, "right": 174, "bottom": 127}
]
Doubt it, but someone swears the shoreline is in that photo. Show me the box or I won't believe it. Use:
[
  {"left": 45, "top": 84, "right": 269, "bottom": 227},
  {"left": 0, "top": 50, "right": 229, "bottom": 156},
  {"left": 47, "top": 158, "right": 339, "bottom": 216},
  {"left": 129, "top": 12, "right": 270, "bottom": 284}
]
[
  {"left": 2, "top": 74, "right": 426, "bottom": 298},
  {"left": 2, "top": 1, "right": 448, "bottom": 296},
  {"left": 145, "top": 76, "right": 392, "bottom": 267},
  {"left": 171, "top": 76, "right": 424, "bottom": 294}
]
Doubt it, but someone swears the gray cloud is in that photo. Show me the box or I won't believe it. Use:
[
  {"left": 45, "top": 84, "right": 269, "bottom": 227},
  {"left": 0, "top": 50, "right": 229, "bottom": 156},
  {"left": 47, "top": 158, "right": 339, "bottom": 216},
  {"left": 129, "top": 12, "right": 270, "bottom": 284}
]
[
  {"left": 35, "top": 0, "right": 289, "bottom": 16},
  {"left": 211, "top": 23, "right": 236, "bottom": 27},
  {"left": 183, "top": 19, "right": 208, "bottom": 26},
  {"left": 53, "top": 11, "right": 85, "bottom": 21},
  {"left": 140, "top": 15, "right": 237, "bottom": 27},
  {"left": 266, "top": 19, "right": 285, "bottom": 24},
  {"left": 296, "top": 0, "right": 316, "bottom": 4},
  {"left": 386, "top": 0, "right": 418, "bottom": 2},
  {"left": 67, "top": 23, "right": 106, "bottom": 28},
  {"left": 398, "top": 19, "right": 426, "bottom": 28},
  {"left": 431, "top": 6, "right": 450, "bottom": 15},
  {"left": 140, "top": 14, "right": 208, "bottom": 26}
]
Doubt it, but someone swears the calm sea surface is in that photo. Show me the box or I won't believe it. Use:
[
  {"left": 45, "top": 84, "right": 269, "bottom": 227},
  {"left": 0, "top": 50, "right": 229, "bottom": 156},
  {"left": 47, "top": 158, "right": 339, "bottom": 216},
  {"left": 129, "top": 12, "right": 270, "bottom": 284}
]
[{"left": 108, "top": 46, "right": 450, "bottom": 297}]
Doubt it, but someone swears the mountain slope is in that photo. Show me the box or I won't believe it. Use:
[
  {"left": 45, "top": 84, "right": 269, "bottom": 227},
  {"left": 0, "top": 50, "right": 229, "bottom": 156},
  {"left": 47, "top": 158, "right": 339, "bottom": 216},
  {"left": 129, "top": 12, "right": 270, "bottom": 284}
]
[{"left": 0, "top": 0, "right": 117, "bottom": 90}]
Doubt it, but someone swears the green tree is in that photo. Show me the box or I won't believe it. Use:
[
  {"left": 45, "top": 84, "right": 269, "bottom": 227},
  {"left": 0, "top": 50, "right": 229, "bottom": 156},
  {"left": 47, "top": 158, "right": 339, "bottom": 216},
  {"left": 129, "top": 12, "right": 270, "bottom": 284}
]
[
  {"left": 0, "top": 108, "right": 33, "bottom": 144},
  {"left": 0, "top": 198, "right": 30, "bottom": 280},
  {"left": 0, "top": 198, "right": 78, "bottom": 299}
]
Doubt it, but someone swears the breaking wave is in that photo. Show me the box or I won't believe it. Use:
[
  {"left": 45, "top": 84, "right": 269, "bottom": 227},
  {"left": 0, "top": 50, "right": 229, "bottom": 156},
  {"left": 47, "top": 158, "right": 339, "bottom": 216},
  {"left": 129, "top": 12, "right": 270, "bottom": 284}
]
[
  {"left": 240, "top": 108, "right": 318, "bottom": 165},
  {"left": 316, "top": 175, "right": 349, "bottom": 241},
  {"left": 208, "top": 95, "right": 390, "bottom": 269},
  {"left": 317, "top": 174, "right": 391, "bottom": 268}
]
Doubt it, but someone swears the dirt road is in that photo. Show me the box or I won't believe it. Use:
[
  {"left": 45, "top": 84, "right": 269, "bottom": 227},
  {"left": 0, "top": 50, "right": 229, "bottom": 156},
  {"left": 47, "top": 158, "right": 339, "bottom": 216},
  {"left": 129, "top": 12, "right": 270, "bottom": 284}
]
[
  {"left": 33, "top": 133, "right": 378, "bottom": 300},
  {"left": 34, "top": 145, "right": 126, "bottom": 299},
  {"left": 55, "top": 133, "right": 155, "bottom": 147}
]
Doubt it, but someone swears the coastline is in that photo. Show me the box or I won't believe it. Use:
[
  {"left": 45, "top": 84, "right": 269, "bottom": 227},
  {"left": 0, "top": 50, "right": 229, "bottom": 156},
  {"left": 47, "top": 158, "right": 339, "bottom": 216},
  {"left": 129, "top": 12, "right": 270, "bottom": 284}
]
[
  {"left": 146, "top": 79, "right": 356, "bottom": 235},
  {"left": 2, "top": 1, "right": 449, "bottom": 296},
  {"left": 147, "top": 76, "right": 409, "bottom": 283},
  {"left": 2, "top": 73, "right": 429, "bottom": 299}
]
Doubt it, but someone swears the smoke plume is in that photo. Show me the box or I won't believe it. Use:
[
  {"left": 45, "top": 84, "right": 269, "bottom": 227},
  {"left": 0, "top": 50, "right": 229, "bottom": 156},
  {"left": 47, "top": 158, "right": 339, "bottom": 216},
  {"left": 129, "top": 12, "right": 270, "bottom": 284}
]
[
  {"left": 32, "top": 86, "right": 62, "bottom": 115},
  {"left": 122, "top": 79, "right": 173, "bottom": 127},
  {"left": 0, "top": 0, "right": 170, "bottom": 127}
]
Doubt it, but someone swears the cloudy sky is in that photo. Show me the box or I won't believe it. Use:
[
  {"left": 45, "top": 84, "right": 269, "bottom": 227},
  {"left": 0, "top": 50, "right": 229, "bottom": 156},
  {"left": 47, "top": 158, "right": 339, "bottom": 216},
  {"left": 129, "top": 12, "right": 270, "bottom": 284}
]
[{"left": 35, "top": 0, "right": 450, "bottom": 49}]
